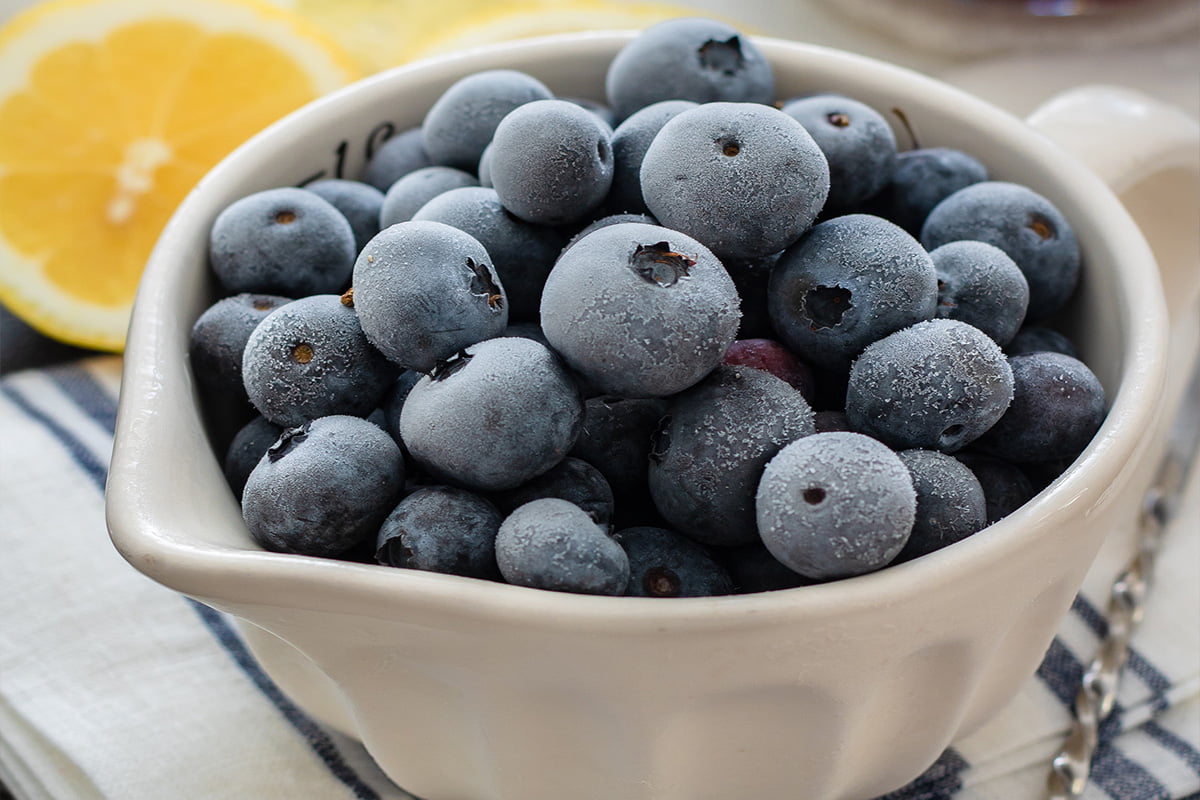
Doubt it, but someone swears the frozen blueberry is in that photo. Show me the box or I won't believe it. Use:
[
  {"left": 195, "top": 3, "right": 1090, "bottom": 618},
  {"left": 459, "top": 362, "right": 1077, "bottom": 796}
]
[
  {"left": 495, "top": 498, "right": 629, "bottom": 595},
  {"left": 399, "top": 337, "right": 583, "bottom": 491},
  {"left": 305, "top": 178, "right": 385, "bottom": 254},
  {"left": 242, "top": 294, "right": 397, "bottom": 427},
  {"left": 569, "top": 396, "right": 668, "bottom": 506},
  {"left": 494, "top": 456, "right": 614, "bottom": 526},
  {"left": 767, "top": 214, "right": 938, "bottom": 372},
  {"left": 223, "top": 415, "right": 284, "bottom": 498},
  {"left": 722, "top": 338, "right": 816, "bottom": 401},
  {"left": 616, "top": 526, "right": 732, "bottom": 597},
  {"left": 605, "top": 17, "right": 774, "bottom": 121},
  {"left": 892, "top": 448, "right": 987, "bottom": 562},
  {"left": 930, "top": 240, "right": 1030, "bottom": 346},
  {"left": 722, "top": 543, "right": 810, "bottom": 593},
  {"left": 360, "top": 127, "right": 432, "bottom": 191},
  {"left": 607, "top": 99, "right": 697, "bottom": 214},
  {"left": 190, "top": 292, "right": 291, "bottom": 406},
  {"left": 845, "top": 318, "right": 1014, "bottom": 452},
  {"left": 378, "top": 166, "right": 479, "bottom": 227},
  {"left": 756, "top": 431, "right": 916, "bottom": 580},
  {"left": 873, "top": 147, "right": 988, "bottom": 235},
  {"left": 780, "top": 93, "right": 897, "bottom": 213},
  {"left": 1006, "top": 325, "right": 1080, "bottom": 359},
  {"left": 241, "top": 415, "right": 405, "bottom": 557},
  {"left": 921, "top": 181, "right": 1080, "bottom": 320},
  {"left": 413, "top": 186, "right": 568, "bottom": 320},
  {"left": 955, "top": 452, "right": 1035, "bottom": 523},
  {"left": 540, "top": 222, "right": 740, "bottom": 398},
  {"left": 640, "top": 102, "right": 829, "bottom": 260},
  {"left": 379, "top": 369, "right": 423, "bottom": 443},
  {"left": 353, "top": 220, "right": 508, "bottom": 373},
  {"left": 375, "top": 486, "right": 501, "bottom": 579},
  {"left": 648, "top": 365, "right": 816, "bottom": 546},
  {"left": 422, "top": 69, "right": 554, "bottom": 170},
  {"left": 972, "top": 351, "right": 1105, "bottom": 463},
  {"left": 209, "top": 187, "right": 356, "bottom": 296},
  {"left": 489, "top": 99, "right": 615, "bottom": 225},
  {"left": 477, "top": 142, "right": 494, "bottom": 188}
]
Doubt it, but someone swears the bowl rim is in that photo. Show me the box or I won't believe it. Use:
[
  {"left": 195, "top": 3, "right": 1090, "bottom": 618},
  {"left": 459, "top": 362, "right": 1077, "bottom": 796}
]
[{"left": 105, "top": 30, "right": 1168, "bottom": 631}]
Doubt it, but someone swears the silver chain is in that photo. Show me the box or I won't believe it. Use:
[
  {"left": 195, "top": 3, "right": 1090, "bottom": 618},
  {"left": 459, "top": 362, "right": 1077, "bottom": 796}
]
[{"left": 1045, "top": 431, "right": 1194, "bottom": 800}]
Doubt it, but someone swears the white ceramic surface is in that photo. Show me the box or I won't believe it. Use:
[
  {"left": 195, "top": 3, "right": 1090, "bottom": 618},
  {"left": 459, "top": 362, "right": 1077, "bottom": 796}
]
[{"left": 105, "top": 33, "right": 1199, "bottom": 800}]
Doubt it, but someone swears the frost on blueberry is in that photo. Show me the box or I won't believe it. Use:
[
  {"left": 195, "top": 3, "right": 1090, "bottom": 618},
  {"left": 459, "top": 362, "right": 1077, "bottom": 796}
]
[{"left": 495, "top": 498, "right": 629, "bottom": 595}]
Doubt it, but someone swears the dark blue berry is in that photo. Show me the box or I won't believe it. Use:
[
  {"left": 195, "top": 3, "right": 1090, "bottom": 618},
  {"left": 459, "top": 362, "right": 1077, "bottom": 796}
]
[
  {"left": 892, "top": 448, "right": 986, "bottom": 562},
  {"left": 241, "top": 415, "right": 404, "bottom": 557},
  {"left": 930, "top": 240, "right": 1029, "bottom": 346},
  {"left": 494, "top": 456, "right": 614, "bottom": 527},
  {"left": 379, "top": 166, "right": 479, "bottom": 227},
  {"left": 955, "top": 452, "right": 1035, "bottom": 524},
  {"left": 874, "top": 147, "right": 988, "bottom": 235},
  {"left": 209, "top": 187, "right": 356, "bottom": 296},
  {"left": 360, "top": 127, "right": 432, "bottom": 191},
  {"left": 375, "top": 486, "right": 501, "bottom": 579},
  {"left": 607, "top": 99, "right": 697, "bottom": 214},
  {"left": 569, "top": 395, "right": 668, "bottom": 510},
  {"left": 1005, "top": 325, "right": 1080, "bottom": 359},
  {"left": 721, "top": 543, "right": 810, "bottom": 592},
  {"left": 223, "top": 415, "right": 283, "bottom": 498},
  {"left": 190, "top": 292, "right": 290, "bottom": 407},
  {"left": 617, "top": 526, "right": 732, "bottom": 597},
  {"left": 305, "top": 178, "right": 385, "bottom": 254}
]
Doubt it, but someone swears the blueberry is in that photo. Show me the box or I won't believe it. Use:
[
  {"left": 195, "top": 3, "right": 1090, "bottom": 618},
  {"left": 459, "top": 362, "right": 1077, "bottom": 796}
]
[
  {"left": 845, "top": 318, "right": 1013, "bottom": 452},
  {"left": 353, "top": 220, "right": 508, "bottom": 373},
  {"left": 494, "top": 456, "right": 614, "bottom": 526},
  {"left": 767, "top": 214, "right": 938, "bottom": 371},
  {"left": 921, "top": 181, "right": 1080, "bottom": 320},
  {"left": 930, "top": 240, "right": 1030, "bottom": 346},
  {"left": 360, "top": 127, "right": 432, "bottom": 191},
  {"left": 190, "top": 292, "right": 291, "bottom": 407},
  {"left": 223, "top": 415, "right": 284, "bottom": 498},
  {"left": 540, "top": 222, "right": 740, "bottom": 398},
  {"left": 640, "top": 102, "right": 829, "bottom": 260},
  {"left": 495, "top": 498, "right": 629, "bottom": 595},
  {"left": 209, "top": 187, "right": 356, "bottom": 296},
  {"left": 422, "top": 69, "right": 554, "bottom": 170},
  {"left": 375, "top": 486, "right": 501, "bottom": 579},
  {"left": 616, "top": 526, "right": 732, "bottom": 597},
  {"left": 722, "top": 338, "right": 816, "bottom": 402},
  {"left": 721, "top": 543, "right": 810, "bottom": 593},
  {"left": 607, "top": 99, "right": 697, "bottom": 214},
  {"left": 972, "top": 351, "right": 1105, "bottom": 463},
  {"left": 378, "top": 368, "right": 423, "bottom": 444},
  {"left": 477, "top": 142, "right": 494, "bottom": 188},
  {"left": 892, "top": 448, "right": 987, "bottom": 562},
  {"left": 489, "top": 99, "right": 615, "bottom": 225},
  {"left": 648, "top": 365, "right": 816, "bottom": 546},
  {"left": 1005, "top": 325, "right": 1080, "bottom": 359},
  {"left": 242, "top": 294, "right": 397, "bottom": 427},
  {"left": 413, "top": 186, "right": 568, "bottom": 320},
  {"left": 780, "top": 93, "right": 897, "bottom": 213},
  {"left": 569, "top": 395, "right": 668, "bottom": 509},
  {"left": 756, "top": 431, "right": 916, "bottom": 580},
  {"left": 398, "top": 337, "right": 583, "bottom": 491},
  {"left": 378, "top": 166, "right": 479, "bottom": 227},
  {"left": 873, "top": 147, "right": 988, "bottom": 235},
  {"left": 305, "top": 178, "right": 385, "bottom": 254},
  {"left": 605, "top": 17, "right": 774, "bottom": 121},
  {"left": 955, "top": 452, "right": 1035, "bottom": 524},
  {"left": 241, "top": 415, "right": 404, "bottom": 557}
]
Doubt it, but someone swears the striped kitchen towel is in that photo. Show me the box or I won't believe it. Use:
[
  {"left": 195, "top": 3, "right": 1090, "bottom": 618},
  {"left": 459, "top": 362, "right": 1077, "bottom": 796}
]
[{"left": 0, "top": 356, "right": 1197, "bottom": 800}]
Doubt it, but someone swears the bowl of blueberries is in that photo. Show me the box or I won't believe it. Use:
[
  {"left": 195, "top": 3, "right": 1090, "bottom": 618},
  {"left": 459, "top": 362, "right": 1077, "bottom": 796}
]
[{"left": 106, "top": 17, "right": 1191, "bottom": 800}]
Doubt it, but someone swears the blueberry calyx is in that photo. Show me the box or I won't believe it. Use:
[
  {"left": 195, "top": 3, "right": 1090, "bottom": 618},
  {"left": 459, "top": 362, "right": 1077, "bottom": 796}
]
[
  {"left": 274, "top": 210, "right": 296, "bottom": 225},
  {"left": 430, "top": 348, "right": 473, "bottom": 381},
  {"left": 826, "top": 112, "right": 851, "bottom": 128},
  {"left": 802, "top": 487, "right": 826, "bottom": 505},
  {"left": 1028, "top": 213, "right": 1055, "bottom": 240},
  {"left": 630, "top": 242, "right": 695, "bottom": 287},
  {"left": 648, "top": 414, "right": 672, "bottom": 463},
  {"left": 805, "top": 285, "right": 853, "bottom": 329},
  {"left": 267, "top": 422, "right": 310, "bottom": 462},
  {"left": 697, "top": 36, "right": 745, "bottom": 76},
  {"left": 465, "top": 257, "right": 504, "bottom": 310},
  {"left": 291, "top": 343, "right": 314, "bottom": 364},
  {"left": 717, "top": 136, "right": 741, "bottom": 157},
  {"left": 643, "top": 566, "right": 682, "bottom": 597},
  {"left": 340, "top": 287, "right": 355, "bottom": 307}
]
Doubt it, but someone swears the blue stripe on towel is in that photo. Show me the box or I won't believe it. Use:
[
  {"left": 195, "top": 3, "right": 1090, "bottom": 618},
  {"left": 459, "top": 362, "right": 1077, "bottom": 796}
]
[
  {"left": 871, "top": 748, "right": 969, "bottom": 799},
  {"left": 1143, "top": 719, "right": 1200, "bottom": 779},
  {"left": 5, "top": 367, "right": 384, "bottom": 800},
  {"left": 1072, "top": 596, "right": 1173, "bottom": 713}
]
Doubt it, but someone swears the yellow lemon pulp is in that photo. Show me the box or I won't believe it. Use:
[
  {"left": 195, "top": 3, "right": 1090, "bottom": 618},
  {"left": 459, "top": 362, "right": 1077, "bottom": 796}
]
[{"left": 0, "top": 0, "right": 357, "bottom": 351}]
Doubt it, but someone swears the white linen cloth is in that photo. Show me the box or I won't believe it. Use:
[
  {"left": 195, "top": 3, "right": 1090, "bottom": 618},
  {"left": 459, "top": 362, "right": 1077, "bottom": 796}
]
[{"left": 0, "top": 356, "right": 1197, "bottom": 800}]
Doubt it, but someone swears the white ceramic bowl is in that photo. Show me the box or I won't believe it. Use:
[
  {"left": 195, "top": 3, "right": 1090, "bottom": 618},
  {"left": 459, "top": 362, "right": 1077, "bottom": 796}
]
[{"left": 107, "top": 32, "right": 1183, "bottom": 800}]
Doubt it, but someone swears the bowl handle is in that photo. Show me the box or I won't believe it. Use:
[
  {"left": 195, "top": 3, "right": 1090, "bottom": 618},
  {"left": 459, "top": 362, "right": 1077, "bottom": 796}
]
[{"left": 1025, "top": 85, "right": 1200, "bottom": 334}]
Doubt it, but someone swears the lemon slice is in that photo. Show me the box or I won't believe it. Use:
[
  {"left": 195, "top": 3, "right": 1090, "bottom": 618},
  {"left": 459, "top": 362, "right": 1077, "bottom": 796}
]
[
  {"left": 0, "top": 0, "right": 358, "bottom": 352},
  {"left": 287, "top": 0, "right": 709, "bottom": 72}
]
